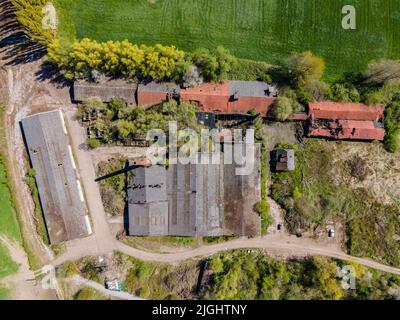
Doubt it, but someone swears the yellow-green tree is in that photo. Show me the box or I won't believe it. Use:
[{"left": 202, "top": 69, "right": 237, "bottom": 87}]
[
  {"left": 12, "top": 0, "right": 55, "bottom": 45},
  {"left": 284, "top": 51, "right": 326, "bottom": 87}
]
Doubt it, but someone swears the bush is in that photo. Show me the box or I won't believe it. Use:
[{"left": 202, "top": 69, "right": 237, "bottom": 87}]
[
  {"left": 58, "top": 261, "right": 79, "bottom": 279},
  {"left": 86, "top": 138, "right": 100, "bottom": 149},
  {"left": 255, "top": 200, "right": 272, "bottom": 235}
]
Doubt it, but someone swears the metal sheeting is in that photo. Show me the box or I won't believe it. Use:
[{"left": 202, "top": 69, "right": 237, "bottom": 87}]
[{"left": 21, "top": 110, "right": 90, "bottom": 244}]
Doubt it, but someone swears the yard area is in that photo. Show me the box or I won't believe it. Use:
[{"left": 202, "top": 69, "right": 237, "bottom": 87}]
[
  {"left": 54, "top": 0, "right": 400, "bottom": 76},
  {"left": 271, "top": 139, "right": 400, "bottom": 268}
]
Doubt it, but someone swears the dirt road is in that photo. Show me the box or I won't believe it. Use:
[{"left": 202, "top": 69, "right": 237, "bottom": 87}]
[
  {"left": 49, "top": 111, "right": 400, "bottom": 277},
  {"left": 0, "top": 236, "right": 54, "bottom": 300}
]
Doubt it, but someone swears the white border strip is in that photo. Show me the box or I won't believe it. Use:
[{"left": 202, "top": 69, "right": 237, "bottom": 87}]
[
  {"left": 84, "top": 215, "right": 93, "bottom": 235},
  {"left": 76, "top": 180, "right": 85, "bottom": 203},
  {"left": 58, "top": 110, "right": 68, "bottom": 135},
  {"left": 68, "top": 145, "right": 77, "bottom": 169}
]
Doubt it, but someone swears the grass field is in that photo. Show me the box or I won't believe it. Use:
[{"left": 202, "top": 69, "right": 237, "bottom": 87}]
[
  {"left": 54, "top": 0, "right": 400, "bottom": 76},
  {"left": 0, "top": 106, "right": 22, "bottom": 299},
  {"left": 0, "top": 159, "right": 21, "bottom": 299}
]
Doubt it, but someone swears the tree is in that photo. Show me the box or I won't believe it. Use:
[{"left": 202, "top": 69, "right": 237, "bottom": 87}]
[
  {"left": 271, "top": 88, "right": 302, "bottom": 121},
  {"left": 384, "top": 102, "right": 400, "bottom": 153},
  {"left": 48, "top": 38, "right": 185, "bottom": 81},
  {"left": 330, "top": 83, "right": 360, "bottom": 102},
  {"left": 284, "top": 51, "right": 326, "bottom": 87},
  {"left": 312, "top": 257, "right": 344, "bottom": 300},
  {"left": 364, "top": 59, "right": 400, "bottom": 85},
  {"left": 182, "top": 65, "right": 203, "bottom": 87},
  {"left": 272, "top": 97, "right": 293, "bottom": 121},
  {"left": 12, "top": 0, "right": 55, "bottom": 46},
  {"left": 304, "top": 81, "right": 330, "bottom": 101},
  {"left": 192, "top": 46, "right": 237, "bottom": 81}
]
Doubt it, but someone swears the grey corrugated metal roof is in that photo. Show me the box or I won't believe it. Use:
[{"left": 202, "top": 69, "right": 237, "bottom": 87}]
[
  {"left": 128, "top": 202, "right": 168, "bottom": 236},
  {"left": 128, "top": 166, "right": 167, "bottom": 204},
  {"left": 128, "top": 146, "right": 261, "bottom": 237},
  {"left": 137, "top": 82, "right": 180, "bottom": 94},
  {"left": 21, "top": 110, "right": 90, "bottom": 244},
  {"left": 73, "top": 80, "right": 137, "bottom": 105},
  {"left": 230, "top": 80, "right": 278, "bottom": 98}
]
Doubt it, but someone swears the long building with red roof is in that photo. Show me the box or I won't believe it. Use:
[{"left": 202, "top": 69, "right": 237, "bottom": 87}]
[
  {"left": 308, "top": 102, "right": 386, "bottom": 141},
  {"left": 309, "top": 102, "right": 385, "bottom": 122},
  {"left": 137, "top": 80, "right": 278, "bottom": 116}
]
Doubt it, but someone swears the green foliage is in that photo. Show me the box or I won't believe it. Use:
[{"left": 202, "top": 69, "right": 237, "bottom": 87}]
[
  {"left": 311, "top": 257, "right": 343, "bottom": 300},
  {"left": 329, "top": 83, "right": 360, "bottom": 102},
  {"left": 271, "top": 140, "right": 400, "bottom": 267},
  {"left": 304, "top": 81, "right": 331, "bottom": 102},
  {"left": 74, "top": 288, "right": 107, "bottom": 300},
  {"left": 25, "top": 168, "right": 49, "bottom": 245},
  {"left": 228, "top": 59, "right": 271, "bottom": 81},
  {"left": 58, "top": 261, "right": 79, "bottom": 279},
  {"left": 191, "top": 46, "right": 237, "bottom": 81},
  {"left": 97, "top": 158, "right": 126, "bottom": 216},
  {"left": 81, "top": 99, "right": 200, "bottom": 146},
  {"left": 271, "top": 89, "right": 302, "bottom": 121},
  {"left": 384, "top": 102, "right": 400, "bottom": 153},
  {"left": 255, "top": 200, "right": 272, "bottom": 235},
  {"left": 86, "top": 138, "right": 100, "bottom": 149},
  {"left": 203, "top": 251, "right": 345, "bottom": 300},
  {"left": 48, "top": 38, "right": 185, "bottom": 81},
  {"left": 284, "top": 51, "right": 325, "bottom": 87},
  {"left": 12, "top": 0, "right": 55, "bottom": 45}
]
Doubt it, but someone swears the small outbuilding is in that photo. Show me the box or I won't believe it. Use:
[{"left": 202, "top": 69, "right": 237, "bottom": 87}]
[{"left": 271, "top": 149, "right": 295, "bottom": 172}]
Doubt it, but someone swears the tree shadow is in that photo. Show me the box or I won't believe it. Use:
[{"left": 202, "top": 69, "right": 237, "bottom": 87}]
[{"left": 0, "top": 0, "right": 47, "bottom": 66}]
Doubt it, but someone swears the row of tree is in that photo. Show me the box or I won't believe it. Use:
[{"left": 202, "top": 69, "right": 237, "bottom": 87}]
[{"left": 48, "top": 38, "right": 238, "bottom": 83}]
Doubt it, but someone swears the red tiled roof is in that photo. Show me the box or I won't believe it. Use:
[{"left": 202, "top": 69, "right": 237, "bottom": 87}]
[
  {"left": 180, "top": 81, "right": 275, "bottom": 116},
  {"left": 308, "top": 120, "right": 385, "bottom": 141},
  {"left": 137, "top": 91, "right": 167, "bottom": 108},
  {"left": 309, "top": 102, "right": 385, "bottom": 121}
]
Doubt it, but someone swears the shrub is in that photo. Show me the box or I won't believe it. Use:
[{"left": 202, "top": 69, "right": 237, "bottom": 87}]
[
  {"left": 255, "top": 200, "right": 272, "bottom": 235},
  {"left": 86, "top": 138, "right": 100, "bottom": 149}
]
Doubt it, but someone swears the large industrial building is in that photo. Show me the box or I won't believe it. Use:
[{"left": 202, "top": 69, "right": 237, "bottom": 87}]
[
  {"left": 21, "top": 110, "right": 92, "bottom": 244},
  {"left": 128, "top": 145, "right": 262, "bottom": 237}
]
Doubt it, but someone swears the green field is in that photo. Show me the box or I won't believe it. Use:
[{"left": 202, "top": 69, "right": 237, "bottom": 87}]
[
  {"left": 0, "top": 159, "right": 21, "bottom": 300},
  {"left": 55, "top": 0, "right": 400, "bottom": 76},
  {"left": 0, "top": 106, "right": 22, "bottom": 299}
]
